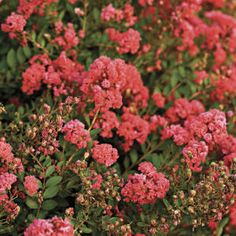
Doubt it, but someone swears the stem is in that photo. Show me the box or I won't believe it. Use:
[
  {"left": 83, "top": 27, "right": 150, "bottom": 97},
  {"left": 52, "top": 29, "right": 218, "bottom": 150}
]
[
  {"left": 26, "top": 34, "right": 49, "bottom": 54},
  {"left": 82, "top": 0, "right": 89, "bottom": 34},
  {"left": 31, "top": 154, "right": 44, "bottom": 170},
  {"left": 88, "top": 109, "right": 100, "bottom": 131}
]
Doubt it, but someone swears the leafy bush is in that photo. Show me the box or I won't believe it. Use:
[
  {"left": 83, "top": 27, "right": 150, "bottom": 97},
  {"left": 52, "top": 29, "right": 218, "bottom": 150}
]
[{"left": 1, "top": 0, "right": 236, "bottom": 235}]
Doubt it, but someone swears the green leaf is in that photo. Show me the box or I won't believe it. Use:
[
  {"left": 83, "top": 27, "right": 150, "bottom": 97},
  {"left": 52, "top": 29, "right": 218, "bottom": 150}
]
[
  {"left": 130, "top": 150, "right": 138, "bottom": 164},
  {"left": 216, "top": 217, "right": 229, "bottom": 236},
  {"left": 23, "top": 46, "right": 32, "bottom": 58},
  {"left": 90, "top": 128, "right": 101, "bottom": 138},
  {"left": 45, "top": 165, "right": 55, "bottom": 177},
  {"left": 81, "top": 226, "right": 92, "bottom": 234},
  {"left": 152, "top": 154, "right": 163, "bottom": 168},
  {"left": 42, "top": 199, "right": 58, "bottom": 210},
  {"left": 93, "top": 8, "right": 100, "bottom": 23},
  {"left": 43, "top": 185, "right": 59, "bottom": 199},
  {"left": 163, "top": 199, "right": 171, "bottom": 210},
  {"left": 137, "top": 222, "right": 148, "bottom": 227},
  {"left": 26, "top": 197, "right": 39, "bottom": 209},
  {"left": 46, "top": 176, "right": 62, "bottom": 187},
  {"left": 123, "top": 158, "right": 130, "bottom": 169},
  {"left": 178, "top": 66, "right": 186, "bottom": 77},
  {"left": 17, "top": 47, "right": 26, "bottom": 64},
  {"left": 7, "top": 49, "right": 17, "bottom": 71}
]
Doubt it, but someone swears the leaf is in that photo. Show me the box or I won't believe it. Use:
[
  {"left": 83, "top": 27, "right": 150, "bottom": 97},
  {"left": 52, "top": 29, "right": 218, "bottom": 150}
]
[
  {"left": 23, "top": 46, "right": 32, "bottom": 58},
  {"left": 170, "top": 71, "right": 179, "bottom": 88},
  {"left": 37, "top": 179, "right": 43, "bottom": 189},
  {"left": 137, "top": 222, "right": 148, "bottom": 227},
  {"left": 152, "top": 154, "right": 163, "bottom": 168},
  {"left": 216, "top": 217, "right": 229, "bottom": 236},
  {"left": 81, "top": 226, "right": 92, "bottom": 234},
  {"left": 130, "top": 150, "right": 138, "bottom": 164},
  {"left": 42, "top": 199, "right": 58, "bottom": 210},
  {"left": 26, "top": 197, "right": 38, "bottom": 209},
  {"left": 43, "top": 185, "right": 59, "bottom": 199},
  {"left": 90, "top": 128, "right": 101, "bottom": 138},
  {"left": 178, "top": 66, "right": 186, "bottom": 77},
  {"left": 123, "top": 158, "right": 130, "bottom": 169},
  {"left": 93, "top": 8, "right": 100, "bottom": 23},
  {"left": 17, "top": 47, "right": 26, "bottom": 64},
  {"left": 163, "top": 199, "right": 171, "bottom": 210},
  {"left": 45, "top": 165, "right": 55, "bottom": 177},
  {"left": 46, "top": 176, "right": 62, "bottom": 187},
  {"left": 7, "top": 49, "right": 17, "bottom": 71}
]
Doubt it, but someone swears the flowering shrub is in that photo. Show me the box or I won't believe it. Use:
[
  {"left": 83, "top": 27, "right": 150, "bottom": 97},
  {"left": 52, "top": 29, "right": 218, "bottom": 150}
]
[{"left": 1, "top": 0, "right": 236, "bottom": 235}]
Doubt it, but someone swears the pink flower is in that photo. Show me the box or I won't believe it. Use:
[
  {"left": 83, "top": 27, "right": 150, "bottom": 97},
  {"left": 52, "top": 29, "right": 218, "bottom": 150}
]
[
  {"left": 21, "top": 63, "right": 45, "bottom": 95},
  {"left": 194, "top": 70, "right": 208, "bottom": 84},
  {"left": 182, "top": 140, "right": 208, "bottom": 172},
  {"left": 106, "top": 28, "right": 141, "bottom": 54},
  {"left": 149, "top": 115, "right": 168, "bottom": 132},
  {"left": 24, "top": 217, "right": 74, "bottom": 236},
  {"left": 1, "top": 12, "right": 26, "bottom": 38},
  {"left": 152, "top": 93, "right": 165, "bottom": 108},
  {"left": 121, "top": 162, "right": 169, "bottom": 204},
  {"left": 91, "top": 174, "right": 103, "bottom": 189},
  {"left": 224, "top": 153, "right": 236, "bottom": 167},
  {"left": 0, "top": 140, "right": 14, "bottom": 163},
  {"left": 62, "top": 120, "right": 91, "bottom": 149},
  {"left": 0, "top": 173, "right": 17, "bottom": 192},
  {"left": 95, "top": 111, "right": 119, "bottom": 138},
  {"left": 101, "top": 4, "right": 116, "bottom": 21},
  {"left": 118, "top": 111, "right": 150, "bottom": 151},
  {"left": 92, "top": 143, "right": 119, "bottom": 167},
  {"left": 74, "top": 8, "right": 84, "bottom": 16},
  {"left": 24, "top": 176, "right": 38, "bottom": 196}
]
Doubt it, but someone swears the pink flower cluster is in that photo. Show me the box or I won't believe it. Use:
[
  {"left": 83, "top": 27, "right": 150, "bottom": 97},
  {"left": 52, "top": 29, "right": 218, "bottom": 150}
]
[
  {"left": 0, "top": 139, "right": 22, "bottom": 220},
  {"left": 24, "top": 217, "right": 74, "bottom": 236},
  {"left": 182, "top": 140, "right": 208, "bottom": 172},
  {"left": 17, "top": 0, "right": 58, "bottom": 19},
  {"left": 81, "top": 56, "right": 148, "bottom": 113},
  {"left": 165, "top": 98, "right": 205, "bottom": 123},
  {"left": 62, "top": 119, "right": 91, "bottom": 149},
  {"left": 92, "top": 143, "right": 119, "bottom": 167},
  {"left": 0, "top": 139, "right": 23, "bottom": 174},
  {"left": 101, "top": 3, "right": 137, "bottom": 26},
  {"left": 162, "top": 99, "right": 236, "bottom": 172},
  {"left": 24, "top": 176, "right": 38, "bottom": 196},
  {"left": 1, "top": 12, "right": 26, "bottom": 39},
  {"left": 152, "top": 92, "right": 165, "bottom": 108},
  {"left": 121, "top": 162, "right": 170, "bottom": 204},
  {"left": 138, "top": 0, "right": 153, "bottom": 7},
  {"left": 94, "top": 111, "right": 119, "bottom": 138},
  {"left": 172, "top": 1, "right": 236, "bottom": 102},
  {"left": 0, "top": 173, "right": 17, "bottom": 193},
  {"left": 22, "top": 52, "right": 84, "bottom": 96},
  {"left": 52, "top": 22, "right": 79, "bottom": 50},
  {"left": 118, "top": 110, "right": 150, "bottom": 151},
  {"left": 106, "top": 28, "right": 141, "bottom": 54}
]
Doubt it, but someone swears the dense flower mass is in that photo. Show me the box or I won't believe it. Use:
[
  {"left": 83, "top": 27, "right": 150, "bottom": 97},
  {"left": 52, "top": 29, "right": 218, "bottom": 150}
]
[
  {"left": 106, "top": 28, "right": 141, "bottom": 54},
  {"left": 62, "top": 119, "right": 91, "bottom": 149},
  {"left": 121, "top": 162, "right": 170, "bottom": 204},
  {"left": 92, "top": 143, "right": 119, "bottom": 167},
  {"left": 24, "top": 176, "right": 38, "bottom": 196},
  {"left": 1, "top": 12, "right": 26, "bottom": 38},
  {"left": 80, "top": 55, "right": 148, "bottom": 113},
  {"left": 182, "top": 140, "right": 208, "bottom": 172},
  {"left": 118, "top": 110, "right": 150, "bottom": 151},
  {"left": 0, "top": 173, "right": 17, "bottom": 192},
  {"left": 1, "top": 0, "right": 236, "bottom": 235},
  {"left": 24, "top": 217, "right": 74, "bottom": 236}
]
